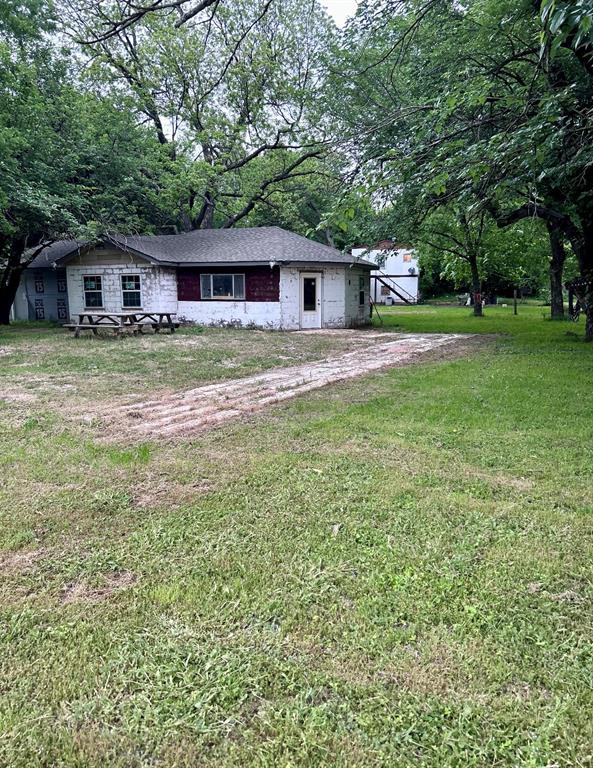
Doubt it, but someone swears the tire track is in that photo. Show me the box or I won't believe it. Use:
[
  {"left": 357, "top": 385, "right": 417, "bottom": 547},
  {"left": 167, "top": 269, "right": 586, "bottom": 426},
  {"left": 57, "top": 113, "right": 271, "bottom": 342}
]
[{"left": 101, "top": 333, "right": 470, "bottom": 440}]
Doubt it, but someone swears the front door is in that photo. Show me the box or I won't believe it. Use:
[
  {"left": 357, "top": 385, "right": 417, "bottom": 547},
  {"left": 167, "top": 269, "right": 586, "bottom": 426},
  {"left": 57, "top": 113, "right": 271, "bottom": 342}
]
[{"left": 300, "top": 273, "right": 321, "bottom": 329}]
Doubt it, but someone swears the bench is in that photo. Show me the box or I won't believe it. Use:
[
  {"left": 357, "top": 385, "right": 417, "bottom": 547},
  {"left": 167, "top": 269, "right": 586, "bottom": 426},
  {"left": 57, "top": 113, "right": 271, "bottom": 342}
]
[
  {"left": 64, "top": 323, "right": 142, "bottom": 338},
  {"left": 147, "top": 321, "right": 180, "bottom": 333},
  {"left": 134, "top": 317, "right": 181, "bottom": 333}
]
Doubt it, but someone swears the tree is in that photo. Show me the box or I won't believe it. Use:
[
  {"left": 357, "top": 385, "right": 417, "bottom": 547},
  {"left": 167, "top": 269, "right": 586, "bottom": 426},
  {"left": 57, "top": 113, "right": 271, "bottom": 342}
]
[
  {"left": 328, "top": 0, "right": 593, "bottom": 337},
  {"left": 69, "top": 0, "right": 220, "bottom": 42},
  {"left": 66, "top": 0, "right": 335, "bottom": 232},
  {"left": 416, "top": 209, "right": 551, "bottom": 300},
  {"left": 0, "top": 0, "right": 174, "bottom": 323},
  {"left": 0, "top": 1, "right": 82, "bottom": 322}
]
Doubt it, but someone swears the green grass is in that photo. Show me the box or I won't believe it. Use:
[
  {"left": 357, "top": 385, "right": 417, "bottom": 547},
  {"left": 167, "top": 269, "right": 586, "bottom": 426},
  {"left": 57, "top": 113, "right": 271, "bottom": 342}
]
[
  {"left": 1, "top": 307, "right": 592, "bottom": 767},
  {"left": 0, "top": 323, "right": 372, "bottom": 406}
]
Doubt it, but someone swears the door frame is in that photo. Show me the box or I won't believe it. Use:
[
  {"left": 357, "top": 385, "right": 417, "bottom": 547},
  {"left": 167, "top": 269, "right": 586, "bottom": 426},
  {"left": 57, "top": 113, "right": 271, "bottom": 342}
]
[{"left": 299, "top": 271, "right": 322, "bottom": 329}]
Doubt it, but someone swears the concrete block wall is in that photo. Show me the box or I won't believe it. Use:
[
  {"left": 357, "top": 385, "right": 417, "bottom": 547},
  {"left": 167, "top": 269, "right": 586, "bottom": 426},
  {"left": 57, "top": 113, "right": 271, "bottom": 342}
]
[
  {"left": 345, "top": 266, "right": 371, "bottom": 326},
  {"left": 280, "top": 266, "right": 347, "bottom": 329},
  {"left": 66, "top": 263, "right": 177, "bottom": 317},
  {"left": 177, "top": 300, "right": 282, "bottom": 327}
]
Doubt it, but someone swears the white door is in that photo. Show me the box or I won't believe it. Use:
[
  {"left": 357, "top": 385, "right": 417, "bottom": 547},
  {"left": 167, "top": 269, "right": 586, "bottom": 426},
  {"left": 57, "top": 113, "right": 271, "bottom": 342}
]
[{"left": 300, "top": 273, "right": 321, "bottom": 329}]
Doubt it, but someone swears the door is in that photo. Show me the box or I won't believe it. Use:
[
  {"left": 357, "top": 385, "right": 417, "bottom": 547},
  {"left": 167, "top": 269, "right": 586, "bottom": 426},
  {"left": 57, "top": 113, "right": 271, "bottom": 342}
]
[{"left": 300, "top": 273, "right": 321, "bottom": 329}]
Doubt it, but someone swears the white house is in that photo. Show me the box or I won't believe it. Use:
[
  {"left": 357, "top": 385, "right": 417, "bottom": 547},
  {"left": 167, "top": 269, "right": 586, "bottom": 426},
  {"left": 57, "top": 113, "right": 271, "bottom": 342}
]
[
  {"left": 352, "top": 241, "right": 419, "bottom": 305},
  {"left": 15, "top": 227, "right": 374, "bottom": 330}
]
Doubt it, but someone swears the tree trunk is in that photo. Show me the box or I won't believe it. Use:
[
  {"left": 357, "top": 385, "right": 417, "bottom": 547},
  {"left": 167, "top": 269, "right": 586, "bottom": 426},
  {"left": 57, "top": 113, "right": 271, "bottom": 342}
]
[
  {"left": 583, "top": 268, "right": 593, "bottom": 342},
  {"left": 579, "top": 224, "right": 593, "bottom": 341},
  {"left": 0, "top": 264, "right": 25, "bottom": 325},
  {"left": 547, "top": 223, "right": 566, "bottom": 319},
  {"left": 469, "top": 252, "right": 482, "bottom": 316},
  {"left": 193, "top": 192, "right": 215, "bottom": 229},
  {"left": 585, "top": 297, "right": 593, "bottom": 342}
]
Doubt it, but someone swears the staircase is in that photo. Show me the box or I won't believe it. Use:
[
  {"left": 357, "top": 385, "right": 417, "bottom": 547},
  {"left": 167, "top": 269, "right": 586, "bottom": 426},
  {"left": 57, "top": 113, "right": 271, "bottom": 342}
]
[{"left": 372, "top": 271, "right": 418, "bottom": 305}]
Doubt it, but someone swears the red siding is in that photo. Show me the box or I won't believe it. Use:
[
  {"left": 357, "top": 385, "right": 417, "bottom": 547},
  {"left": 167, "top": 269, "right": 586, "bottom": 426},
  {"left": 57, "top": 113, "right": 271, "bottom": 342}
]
[
  {"left": 177, "top": 266, "right": 279, "bottom": 302},
  {"left": 245, "top": 266, "right": 280, "bottom": 301},
  {"left": 177, "top": 269, "right": 201, "bottom": 300}
]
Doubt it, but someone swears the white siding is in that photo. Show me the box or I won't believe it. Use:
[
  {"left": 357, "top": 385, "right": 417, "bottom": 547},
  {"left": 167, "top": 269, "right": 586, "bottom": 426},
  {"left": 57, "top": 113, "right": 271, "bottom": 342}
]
[
  {"left": 279, "top": 267, "right": 300, "bottom": 329},
  {"left": 323, "top": 267, "right": 348, "bottom": 327}
]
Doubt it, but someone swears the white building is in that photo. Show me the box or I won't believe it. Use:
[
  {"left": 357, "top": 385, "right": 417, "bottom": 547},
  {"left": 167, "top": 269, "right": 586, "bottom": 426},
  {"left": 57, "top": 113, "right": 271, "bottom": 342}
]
[
  {"left": 15, "top": 228, "right": 374, "bottom": 330},
  {"left": 352, "top": 241, "right": 419, "bottom": 305}
]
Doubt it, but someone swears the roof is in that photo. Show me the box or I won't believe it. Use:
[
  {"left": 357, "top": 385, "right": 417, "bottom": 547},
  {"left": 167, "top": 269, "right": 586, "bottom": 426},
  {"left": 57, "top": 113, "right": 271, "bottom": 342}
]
[
  {"left": 27, "top": 240, "right": 87, "bottom": 269},
  {"left": 105, "top": 227, "right": 374, "bottom": 268},
  {"left": 29, "top": 228, "right": 374, "bottom": 269}
]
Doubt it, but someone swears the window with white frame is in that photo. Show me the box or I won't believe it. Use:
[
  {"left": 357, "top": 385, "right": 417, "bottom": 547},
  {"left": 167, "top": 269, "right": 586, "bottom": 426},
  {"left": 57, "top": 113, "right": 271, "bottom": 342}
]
[
  {"left": 83, "top": 275, "right": 103, "bottom": 308},
  {"left": 200, "top": 273, "right": 245, "bottom": 300},
  {"left": 121, "top": 274, "right": 142, "bottom": 308}
]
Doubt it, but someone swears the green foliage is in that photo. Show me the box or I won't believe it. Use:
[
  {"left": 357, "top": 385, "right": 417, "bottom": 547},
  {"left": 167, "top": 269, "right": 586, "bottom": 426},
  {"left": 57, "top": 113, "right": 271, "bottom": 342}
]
[
  {"left": 0, "top": 0, "right": 54, "bottom": 40},
  {"left": 67, "top": 0, "right": 337, "bottom": 232},
  {"left": 541, "top": 0, "right": 593, "bottom": 53},
  {"left": 329, "top": 0, "right": 593, "bottom": 326},
  {"left": 0, "top": 0, "right": 178, "bottom": 263},
  {"left": 418, "top": 214, "right": 553, "bottom": 296}
]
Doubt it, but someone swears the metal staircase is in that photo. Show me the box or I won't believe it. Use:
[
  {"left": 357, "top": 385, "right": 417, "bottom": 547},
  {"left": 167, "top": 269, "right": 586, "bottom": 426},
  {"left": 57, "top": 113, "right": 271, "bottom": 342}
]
[{"left": 372, "top": 271, "right": 417, "bottom": 305}]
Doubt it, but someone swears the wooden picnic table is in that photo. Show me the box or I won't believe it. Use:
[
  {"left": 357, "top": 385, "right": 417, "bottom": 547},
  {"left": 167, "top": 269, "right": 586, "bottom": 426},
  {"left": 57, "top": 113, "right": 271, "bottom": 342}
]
[{"left": 64, "top": 311, "right": 179, "bottom": 337}]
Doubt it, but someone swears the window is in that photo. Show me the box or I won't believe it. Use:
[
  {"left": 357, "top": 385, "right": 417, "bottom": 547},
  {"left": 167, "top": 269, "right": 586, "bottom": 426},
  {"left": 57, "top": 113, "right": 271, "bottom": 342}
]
[
  {"left": 200, "top": 273, "right": 245, "bottom": 300},
  {"left": 121, "top": 274, "right": 142, "bottom": 308},
  {"left": 34, "top": 298, "right": 44, "bottom": 320},
  {"left": 57, "top": 276, "right": 67, "bottom": 293},
  {"left": 403, "top": 253, "right": 412, "bottom": 263},
  {"left": 34, "top": 275, "right": 44, "bottom": 293},
  {"left": 83, "top": 275, "right": 103, "bottom": 308},
  {"left": 359, "top": 275, "right": 366, "bottom": 307},
  {"left": 303, "top": 277, "right": 316, "bottom": 311}
]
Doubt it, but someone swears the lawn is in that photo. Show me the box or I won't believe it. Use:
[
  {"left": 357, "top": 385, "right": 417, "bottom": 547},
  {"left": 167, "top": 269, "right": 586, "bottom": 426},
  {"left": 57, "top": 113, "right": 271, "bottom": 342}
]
[{"left": 1, "top": 306, "right": 592, "bottom": 767}]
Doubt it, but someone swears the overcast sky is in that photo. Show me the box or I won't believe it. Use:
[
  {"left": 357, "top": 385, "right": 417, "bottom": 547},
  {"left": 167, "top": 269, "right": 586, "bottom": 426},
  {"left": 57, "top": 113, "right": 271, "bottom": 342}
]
[{"left": 321, "top": 0, "right": 358, "bottom": 27}]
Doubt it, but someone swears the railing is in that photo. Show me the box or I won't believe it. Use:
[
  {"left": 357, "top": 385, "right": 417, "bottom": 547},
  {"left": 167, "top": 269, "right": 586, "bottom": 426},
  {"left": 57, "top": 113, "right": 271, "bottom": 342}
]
[{"left": 372, "top": 271, "right": 418, "bottom": 304}]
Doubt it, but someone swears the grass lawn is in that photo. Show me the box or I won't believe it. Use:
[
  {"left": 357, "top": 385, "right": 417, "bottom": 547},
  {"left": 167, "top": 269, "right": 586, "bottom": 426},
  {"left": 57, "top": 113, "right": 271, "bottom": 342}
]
[{"left": 1, "top": 306, "right": 592, "bottom": 767}]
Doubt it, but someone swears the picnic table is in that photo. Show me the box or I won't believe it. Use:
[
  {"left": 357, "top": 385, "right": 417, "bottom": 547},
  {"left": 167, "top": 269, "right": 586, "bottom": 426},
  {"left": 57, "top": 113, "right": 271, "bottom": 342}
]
[{"left": 64, "top": 311, "right": 179, "bottom": 338}]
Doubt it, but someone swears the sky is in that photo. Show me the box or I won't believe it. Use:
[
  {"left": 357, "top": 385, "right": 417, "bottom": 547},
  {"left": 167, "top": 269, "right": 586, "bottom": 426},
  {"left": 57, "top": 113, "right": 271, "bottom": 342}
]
[{"left": 321, "top": 0, "right": 358, "bottom": 27}]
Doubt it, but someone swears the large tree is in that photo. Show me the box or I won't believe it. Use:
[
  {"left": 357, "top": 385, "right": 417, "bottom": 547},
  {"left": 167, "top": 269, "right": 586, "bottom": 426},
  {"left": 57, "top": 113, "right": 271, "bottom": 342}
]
[
  {"left": 66, "top": 0, "right": 335, "bottom": 232},
  {"left": 0, "top": 1, "right": 84, "bottom": 322},
  {"left": 0, "top": 0, "right": 173, "bottom": 323}
]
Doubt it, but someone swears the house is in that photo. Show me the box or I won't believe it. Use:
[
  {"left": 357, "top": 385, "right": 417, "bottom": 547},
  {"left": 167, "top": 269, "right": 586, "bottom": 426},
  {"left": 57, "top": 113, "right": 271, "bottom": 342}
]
[
  {"left": 352, "top": 241, "right": 420, "bottom": 305},
  {"left": 10, "top": 241, "right": 81, "bottom": 322},
  {"left": 12, "top": 227, "right": 374, "bottom": 330}
]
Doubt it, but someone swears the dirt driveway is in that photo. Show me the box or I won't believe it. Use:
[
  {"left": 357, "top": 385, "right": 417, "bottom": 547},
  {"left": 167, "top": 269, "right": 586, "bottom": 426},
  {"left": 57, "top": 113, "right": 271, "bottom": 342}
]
[{"left": 103, "top": 332, "right": 472, "bottom": 440}]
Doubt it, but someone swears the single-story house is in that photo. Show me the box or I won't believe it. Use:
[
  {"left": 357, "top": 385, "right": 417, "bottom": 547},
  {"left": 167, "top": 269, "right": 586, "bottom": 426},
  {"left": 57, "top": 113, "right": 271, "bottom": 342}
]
[
  {"left": 11, "top": 227, "right": 374, "bottom": 330},
  {"left": 352, "top": 240, "right": 419, "bottom": 305}
]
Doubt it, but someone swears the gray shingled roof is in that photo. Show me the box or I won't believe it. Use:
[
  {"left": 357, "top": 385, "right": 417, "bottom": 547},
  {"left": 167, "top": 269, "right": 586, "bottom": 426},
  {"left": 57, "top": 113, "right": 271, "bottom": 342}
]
[
  {"left": 27, "top": 240, "right": 87, "bottom": 269},
  {"left": 106, "top": 227, "right": 374, "bottom": 268},
  {"left": 28, "top": 227, "right": 374, "bottom": 269}
]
